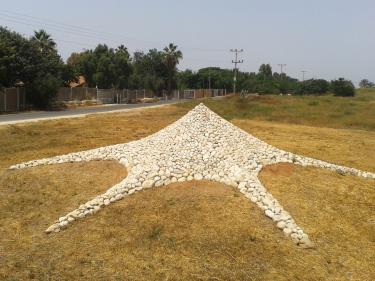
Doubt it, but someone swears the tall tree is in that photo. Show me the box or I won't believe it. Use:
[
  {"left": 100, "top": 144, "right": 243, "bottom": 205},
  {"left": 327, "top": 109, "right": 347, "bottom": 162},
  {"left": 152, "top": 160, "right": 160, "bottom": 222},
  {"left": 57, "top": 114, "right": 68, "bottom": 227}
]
[
  {"left": 258, "top": 64, "right": 273, "bottom": 80},
  {"left": 32, "top": 29, "right": 56, "bottom": 53},
  {"left": 67, "top": 44, "right": 131, "bottom": 89},
  {"left": 163, "top": 43, "right": 183, "bottom": 94},
  {"left": 359, "top": 79, "right": 374, "bottom": 88},
  {"left": 113, "top": 45, "right": 131, "bottom": 89},
  {"left": 0, "top": 26, "right": 73, "bottom": 107},
  {"left": 129, "top": 49, "right": 168, "bottom": 93}
]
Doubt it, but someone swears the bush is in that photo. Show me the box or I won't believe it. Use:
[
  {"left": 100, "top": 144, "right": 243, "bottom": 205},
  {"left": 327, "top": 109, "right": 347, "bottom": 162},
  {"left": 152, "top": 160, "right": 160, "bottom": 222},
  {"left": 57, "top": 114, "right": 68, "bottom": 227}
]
[
  {"left": 296, "top": 79, "right": 330, "bottom": 95},
  {"left": 254, "top": 81, "right": 280, "bottom": 95},
  {"left": 28, "top": 74, "right": 60, "bottom": 108},
  {"left": 331, "top": 78, "right": 355, "bottom": 97}
]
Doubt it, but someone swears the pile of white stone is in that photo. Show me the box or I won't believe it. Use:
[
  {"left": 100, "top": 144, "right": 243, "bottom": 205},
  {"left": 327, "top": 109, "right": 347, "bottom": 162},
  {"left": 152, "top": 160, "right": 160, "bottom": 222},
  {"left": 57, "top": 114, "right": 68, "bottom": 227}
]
[{"left": 10, "top": 103, "right": 375, "bottom": 248}]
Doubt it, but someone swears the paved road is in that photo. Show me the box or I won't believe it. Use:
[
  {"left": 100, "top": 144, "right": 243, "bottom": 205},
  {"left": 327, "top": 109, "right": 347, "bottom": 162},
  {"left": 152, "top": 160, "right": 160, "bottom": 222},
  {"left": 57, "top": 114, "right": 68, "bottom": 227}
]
[{"left": 0, "top": 99, "right": 186, "bottom": 125}]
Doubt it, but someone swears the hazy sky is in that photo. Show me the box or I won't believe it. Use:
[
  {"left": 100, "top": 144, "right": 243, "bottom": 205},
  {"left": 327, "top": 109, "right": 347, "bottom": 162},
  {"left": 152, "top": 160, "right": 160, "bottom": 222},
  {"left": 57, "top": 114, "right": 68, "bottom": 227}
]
[{"left": 1, "top": 0, "right": 374, "bottom": 84}]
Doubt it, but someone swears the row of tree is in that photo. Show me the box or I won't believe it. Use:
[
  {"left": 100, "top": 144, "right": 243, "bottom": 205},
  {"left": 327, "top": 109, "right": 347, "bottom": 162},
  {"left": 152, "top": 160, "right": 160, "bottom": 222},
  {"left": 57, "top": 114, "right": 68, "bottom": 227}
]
[
  {"left": 67, "top": 43, "right": 182, "bottom": 94},
  {"left": 177, "top": 65, "right": 356, "bottom": 97},
  {"left": 0, "top": 27, "right": 183, "bottom": 107},
  {"left": 0, "top": 26, "right": 363, "bottom": 107}
]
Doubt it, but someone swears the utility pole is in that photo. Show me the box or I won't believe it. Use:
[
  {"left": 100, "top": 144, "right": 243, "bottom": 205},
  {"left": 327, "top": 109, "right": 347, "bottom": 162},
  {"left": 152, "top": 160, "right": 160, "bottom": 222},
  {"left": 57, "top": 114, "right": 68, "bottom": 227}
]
[
  {"left": 230, "top": 49, "right": 244, "bottom": 94},
  {"left": 277, "top": 64, "right": 286, "bottom": 79},
  {"left": 301, "top": 70, "right": 307, "bottom": 82}
]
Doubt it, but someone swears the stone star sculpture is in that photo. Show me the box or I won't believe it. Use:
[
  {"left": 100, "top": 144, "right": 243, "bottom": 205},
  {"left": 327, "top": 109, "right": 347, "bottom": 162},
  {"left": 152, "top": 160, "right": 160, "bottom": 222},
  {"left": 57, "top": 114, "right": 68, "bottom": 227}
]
[{"left": 10, "top": 104, "right": 375, "bottom": 248}]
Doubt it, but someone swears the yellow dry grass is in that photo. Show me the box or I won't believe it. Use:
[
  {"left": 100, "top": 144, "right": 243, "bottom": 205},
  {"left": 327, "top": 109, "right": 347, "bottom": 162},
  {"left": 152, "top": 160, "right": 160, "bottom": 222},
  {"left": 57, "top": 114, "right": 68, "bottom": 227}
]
[
  {"left": 234, "top": 119, "right": 375, "bottom": 172},
  {"left": 0, "top": 161, "right": 128, "bottom": 280},
  {"left": 0, "top": 105, "right": 188, "bottom": 169},
  {"left": 1, "top": 165, "right": 373, "bottom": 280},
  {"left": 259, "top": 164, "right": 375, "bottom": 281},
  {"left": 0, "top": 103, "right": 374, "bottom": 280}
]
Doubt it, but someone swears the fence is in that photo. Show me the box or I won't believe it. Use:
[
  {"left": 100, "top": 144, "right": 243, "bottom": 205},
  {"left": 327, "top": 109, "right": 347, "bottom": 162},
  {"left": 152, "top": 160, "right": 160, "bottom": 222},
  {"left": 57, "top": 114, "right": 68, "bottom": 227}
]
[
  {"left": 116, "top": 90, "right": 154, "bottom": 104},
  {"left": 55, "top": 87, "right": 154, "bottom": 104},
  {"left": 162, "top": 89, "right": 227, "bottom": 100},
  {"left": 55, "top": 87, "right": 97, "bottom": 102},
  {"left": 0, "top": 87, "right": 227, "bottom": 112},
  {"left": 0, "top": 87, "right": 26, "bottom": 112}
]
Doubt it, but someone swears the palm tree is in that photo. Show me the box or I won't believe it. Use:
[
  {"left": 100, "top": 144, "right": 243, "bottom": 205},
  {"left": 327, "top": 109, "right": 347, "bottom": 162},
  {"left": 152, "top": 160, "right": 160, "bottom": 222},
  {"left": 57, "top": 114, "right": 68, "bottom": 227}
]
[
  {"left": 163, "top": 43, "right": 183, "bottom": 94},
  {"left": 32, "top": 29, "right": 56, "bottom": 53}
]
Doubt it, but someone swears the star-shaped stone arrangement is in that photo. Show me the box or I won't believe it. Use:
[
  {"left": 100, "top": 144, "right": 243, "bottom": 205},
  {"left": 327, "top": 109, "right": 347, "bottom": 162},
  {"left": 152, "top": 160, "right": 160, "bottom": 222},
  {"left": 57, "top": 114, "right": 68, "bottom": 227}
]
[{"left": 10, "top": 104, "right": 375, "bottom": 248}]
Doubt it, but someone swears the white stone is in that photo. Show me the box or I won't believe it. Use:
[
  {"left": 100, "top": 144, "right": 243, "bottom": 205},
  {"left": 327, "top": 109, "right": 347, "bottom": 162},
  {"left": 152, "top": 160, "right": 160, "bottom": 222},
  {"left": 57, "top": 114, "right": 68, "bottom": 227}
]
[
  {"left": 142, "top": 180, "right": 154, "bottom": 189},
  {"left": 154, "top": 180, "right": 164, "bottom": 187},
  {"left": 265, "top": 210, "right": 274, "bottom": 219},
  {"left": 194, "top": 173, "right": 203, "bottom": 180},
  {"left": 178, "top": 177, "right": 186, "bottom": 182},
  {"left": 283, "top": 228, "right": 293, "bottom": 236},
  {"left": 238, "top": 182, "right": 247, "bottom": 190},
  {"left": 250, "top": 196, "right": 258, "bottom": 203},
  {"left": 276, "top": 221, "right": 286, "bottom": 229}
]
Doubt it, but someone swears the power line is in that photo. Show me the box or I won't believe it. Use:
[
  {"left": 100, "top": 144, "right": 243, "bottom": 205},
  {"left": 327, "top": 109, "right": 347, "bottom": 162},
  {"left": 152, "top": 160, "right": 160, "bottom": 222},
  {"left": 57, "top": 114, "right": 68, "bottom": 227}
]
[
  {"left": 0, "top": 9, "right": 239, "bottom": 71},
  {"left": 0, "top": 18, "right": 106, "bottom": 51},
  {"left": 0, "top": 16, "right": 234, "bottom": 67},
  {"left": 301, "top": 70, "right": 307, "bottom": 82},
  {"left": 184, "top": 57, "right": 231, "bottom": 63},
  {"left": 0, "top": 9, "right": 110, "bottom": 33},
  {"left": 0, "top": 9, "right": 148, "bottom": 43},
  {"left": 0, "top": 10, "right": 229, "bottom": 53},
  {"left": 0, "top": 14, "right": 123, "bottom": 44},
  {"left": 230, "top": 49, "right": 243, "bottom": 94},
  {"left": 0, "top": 17, "right": 232, "bottom": 64},
  {"left": 17, "top": 29, "right": 96, "bottom": 49}
]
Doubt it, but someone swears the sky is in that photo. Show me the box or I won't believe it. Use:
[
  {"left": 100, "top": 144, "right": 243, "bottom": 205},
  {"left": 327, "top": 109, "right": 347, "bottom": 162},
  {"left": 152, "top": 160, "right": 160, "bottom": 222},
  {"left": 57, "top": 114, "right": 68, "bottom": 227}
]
[{"left": 0, "top": 0, "right": 374, "bottom": 84}]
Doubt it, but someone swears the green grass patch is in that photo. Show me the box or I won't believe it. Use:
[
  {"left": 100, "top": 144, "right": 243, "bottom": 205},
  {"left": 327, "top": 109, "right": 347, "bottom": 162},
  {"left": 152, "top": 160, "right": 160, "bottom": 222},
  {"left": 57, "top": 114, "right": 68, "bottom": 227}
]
[{"left": 307, "top": 101, "right": 319, "bottom": 106}]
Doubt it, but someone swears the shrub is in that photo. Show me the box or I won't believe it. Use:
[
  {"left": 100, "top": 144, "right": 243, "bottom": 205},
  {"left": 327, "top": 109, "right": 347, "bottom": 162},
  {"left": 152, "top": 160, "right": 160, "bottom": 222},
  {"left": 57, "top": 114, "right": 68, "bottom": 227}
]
[
  {"left": 297, "top": 79, "right": 330, "bottom": 95},
  {"left": 28, "top": 74, "right": 60, "bottom": 108},
  {"left": 331, "top": 78, "right": 355, "bottom": 97},
  {"left": 255, "top": 81, "right": 280, "bottom": 95}
]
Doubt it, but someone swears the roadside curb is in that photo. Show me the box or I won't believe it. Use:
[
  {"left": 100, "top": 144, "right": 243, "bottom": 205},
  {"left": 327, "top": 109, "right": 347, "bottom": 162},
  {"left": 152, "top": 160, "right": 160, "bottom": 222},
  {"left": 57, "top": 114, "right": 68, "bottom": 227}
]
[{"left": 0, "top": 103, "right": 175, "bottom": 126}]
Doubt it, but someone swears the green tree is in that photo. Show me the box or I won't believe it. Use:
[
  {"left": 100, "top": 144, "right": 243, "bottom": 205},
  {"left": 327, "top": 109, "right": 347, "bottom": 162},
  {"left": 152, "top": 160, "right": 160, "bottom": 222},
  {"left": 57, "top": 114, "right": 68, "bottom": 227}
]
[
  {"left": 128, "top": 49, "right": 169, "bottom": 94},
  {"left": 113, "top": 45, "right": 131, "bottom": 89},
  {"left": 0, "top": 26, "right": 71, "bottom": 107},
  {"left": 0, "top": 26, "right": 40, "bottom": 87},
  {"left": 359, "top": 79, "right": 374, "bottom": 88},
  {"left": 32, "top": 29, "right": 57, "bottom": 53},
  {"left": 241, "top": 79, "right": 257, "bottom": 92},
  {"left": 297, "top": 79, "right": 330, "bottom": 95},
  {"left": 28, "top": 74, "right": 61, "bottom": 108},
  {"left": 331, "top": 78, "right": 355, "bottom": 97},
  {"left": 163, "top": 43, "right": 183, "bottom": 94},
  {"left": 68, "top": 44, "right": 131, "bottom": 89},
  {"left": 177, "top": 69, "right": 196, "bottom": 89},
  {"left": 176, "top": 67, "right": 236, "bottom": 91},
  {"left": 258, "top": 64, "right": 273, "bottom": 80}
]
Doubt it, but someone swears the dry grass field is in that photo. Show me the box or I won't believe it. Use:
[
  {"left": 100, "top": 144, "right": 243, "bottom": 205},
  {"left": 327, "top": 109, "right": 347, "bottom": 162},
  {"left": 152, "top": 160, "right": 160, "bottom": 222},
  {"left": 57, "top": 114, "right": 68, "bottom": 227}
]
[
  {"left": 0, "top": 106, "right": 188, "bottom": 170},
  {"left": 1, "top": 93, "right": 374, "bottom": 280},
  {"left": 177, "top": 88, "right": 375, "bottom": 131},
  {"left": 234, "top": 119, "right": 375, "bottom": 172}
]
